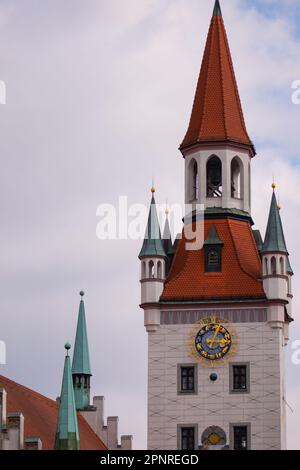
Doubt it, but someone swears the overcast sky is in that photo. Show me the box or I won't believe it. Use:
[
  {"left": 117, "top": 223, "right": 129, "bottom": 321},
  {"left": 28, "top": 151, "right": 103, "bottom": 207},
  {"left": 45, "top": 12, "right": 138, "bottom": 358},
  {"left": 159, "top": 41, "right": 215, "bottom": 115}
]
[{"left": 1, "top": 0, "right": 300, "bottom": 450}]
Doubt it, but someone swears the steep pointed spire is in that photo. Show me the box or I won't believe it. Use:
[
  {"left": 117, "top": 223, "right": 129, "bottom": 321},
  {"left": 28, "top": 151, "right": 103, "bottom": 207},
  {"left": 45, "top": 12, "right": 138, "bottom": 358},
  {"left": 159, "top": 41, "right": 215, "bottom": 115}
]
[
  {"left": 213, "top": 0, "right": 222, "bottom": 17},
  {"left": 72, "top": 292, "right": 92, "bottom": 411},
  {"left": 181, "top": 0, "right": 255, "bottom": 155},
  {"left": 72, "top": 292, "right": 92, "bottom": 376},
  {"left": 139, "top": 190, "right": 166, "bottom": 259},
  {"left": 55, "top": 343, "right": 80, "bottom": 450},
  {"left": 263, "top": 191, "right": 288, "bottom": 254},
  {"left": 163, "top": 209, "right": 174, "bottom": 255}
]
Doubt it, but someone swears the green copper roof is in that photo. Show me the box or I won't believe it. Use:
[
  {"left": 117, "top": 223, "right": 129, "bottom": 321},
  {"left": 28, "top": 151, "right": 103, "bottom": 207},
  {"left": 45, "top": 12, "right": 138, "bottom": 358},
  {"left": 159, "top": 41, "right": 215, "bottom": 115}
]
[
  {"left": 72, "top": 293, "right": 92, "bottom": 376},
  {"left": 263, "top": 192, "right": 288, "bottom": 254},
  {"left": 163, "top": 214, "right": 174, "bottom": 255},
  {"left": 213, "top": 0, "right": 222, "bottom": 17},
  {"left": 139, "top": 194, "right": 166, "bottom": 258},
  {"left": 253, "top": 229, "right": 263, "bottom": 252},
  {"left": 55, "top": 344, "right": 80, "bottom": 451},
  {"left": 204, "top": 224, "right": 224, "bottom": 245}
]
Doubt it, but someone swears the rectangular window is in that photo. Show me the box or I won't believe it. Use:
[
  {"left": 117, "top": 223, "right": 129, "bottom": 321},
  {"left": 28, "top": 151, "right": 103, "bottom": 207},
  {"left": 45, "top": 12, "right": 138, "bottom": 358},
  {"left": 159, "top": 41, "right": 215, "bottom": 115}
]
[
  {"left": 233, "top": 426, "right": 249, "bottom": 450},
  {"left": 181, "top": 367, "right": 195, "bottom": 392},
  {"left": 178, "top": 364, "right": 197, "bottom": 394},
  {"left": 181, "top": 427, "right": 195, "bottom": 451},
  {"left": 230, "top": 363, "right": 250, "bottom": 393}
]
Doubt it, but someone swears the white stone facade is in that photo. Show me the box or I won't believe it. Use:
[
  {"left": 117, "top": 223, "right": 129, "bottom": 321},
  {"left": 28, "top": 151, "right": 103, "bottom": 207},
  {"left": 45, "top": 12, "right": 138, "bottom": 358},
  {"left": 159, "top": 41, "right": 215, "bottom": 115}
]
[
  {"left": 0, "top": 389, "right": 41, "bottom": 450},
  {"left": 146, "top": 307, "right": 287, "bottom": 450}
]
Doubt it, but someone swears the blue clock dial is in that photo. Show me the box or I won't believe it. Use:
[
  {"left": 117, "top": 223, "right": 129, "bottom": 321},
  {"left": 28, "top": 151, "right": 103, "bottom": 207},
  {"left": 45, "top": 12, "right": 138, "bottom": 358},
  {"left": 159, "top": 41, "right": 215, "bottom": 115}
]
[{"left": 195, "top": 323, "right": 232, "bottom": 361}]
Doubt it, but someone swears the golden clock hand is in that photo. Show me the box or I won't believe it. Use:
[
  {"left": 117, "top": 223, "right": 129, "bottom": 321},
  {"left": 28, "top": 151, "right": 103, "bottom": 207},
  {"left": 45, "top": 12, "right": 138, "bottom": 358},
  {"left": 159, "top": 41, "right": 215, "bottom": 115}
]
[
  {"left": 206, "top": 325, "right": 221, "bottom": 347},
  {"left": 207, "top": 339, "right": 230, "bottom": 344}
]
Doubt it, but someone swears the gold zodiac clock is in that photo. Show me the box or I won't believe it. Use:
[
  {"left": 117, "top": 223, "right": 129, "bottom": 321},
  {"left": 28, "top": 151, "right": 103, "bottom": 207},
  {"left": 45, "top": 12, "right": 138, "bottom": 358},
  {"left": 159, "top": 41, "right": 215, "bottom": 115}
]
[{"left": 190, "top": 317, "right": 237, "bottom": 367}]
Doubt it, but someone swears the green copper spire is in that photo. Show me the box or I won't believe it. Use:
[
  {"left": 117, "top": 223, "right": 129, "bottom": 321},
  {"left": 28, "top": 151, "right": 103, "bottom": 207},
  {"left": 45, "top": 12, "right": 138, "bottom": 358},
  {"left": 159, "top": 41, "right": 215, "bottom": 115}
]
[
  {"left": 139, "top": 190, "right": 166, "bottom": 259},
  {"left": 163, "top": 209, "right": 174, "bottom": 256},
  {"left": 263, "top": 191, "right": 288, "bottom": 254},
  {"left": 55, "top": 343, "right": 80, "bottom": 450},
  {"left": 72, "top": 292, "right": 92, "bottom": 411},
  {"left": 213, "top": 0, "right": 222, "bottom": 17}
]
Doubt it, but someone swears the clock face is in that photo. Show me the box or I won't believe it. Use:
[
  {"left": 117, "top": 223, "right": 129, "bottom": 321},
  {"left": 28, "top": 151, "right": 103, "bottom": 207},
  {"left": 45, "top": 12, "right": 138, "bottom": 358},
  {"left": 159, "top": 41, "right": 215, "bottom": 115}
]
[{"left": 195, "top": 323, "right": 232, "bottom": 361}]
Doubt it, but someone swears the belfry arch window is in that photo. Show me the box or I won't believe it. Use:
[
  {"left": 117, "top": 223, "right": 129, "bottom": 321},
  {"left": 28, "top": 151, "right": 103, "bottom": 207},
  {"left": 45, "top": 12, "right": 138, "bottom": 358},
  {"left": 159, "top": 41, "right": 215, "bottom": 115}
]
[
  {"left": 207, "top": 156, "right": 222, "bottom": 198},
  {"left": 188, "top": 159, "right": 199, "bottom": 201},
  {"left": 193, "top": 161, "right": 199, "bottom": 200},
  {"left": 280, "top": 257, "right": 285, "bottom": 275},
  {"left": 271, "top": 257, "right": 277, "bottom": 275},
  {"left": 142, "top": 261, "right": 146, "bottom": 279},
  {"left": 231, "top": 157, "right": 243, "bottom": 199},
  {"left": 149, "top": 260, "right": 155, "bottom": 278},
  {"left": 264, "top": 258, "right": 268, "bottom": 276},
  {"left": 157, "top": 261, "right": 162, "bottom": 279}
]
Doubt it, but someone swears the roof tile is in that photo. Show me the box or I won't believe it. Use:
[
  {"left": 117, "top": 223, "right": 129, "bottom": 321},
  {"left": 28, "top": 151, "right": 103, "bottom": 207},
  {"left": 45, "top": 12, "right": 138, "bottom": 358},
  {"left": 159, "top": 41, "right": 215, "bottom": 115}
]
[
  {"left": 181, "top": 10, "right": 254, "bottom": 154},
  {"left": 161, "top": 218, "right": 265, "bottom": 301},
  {"left": 0, "top": 375, "right": 107, "bottom": 450}
]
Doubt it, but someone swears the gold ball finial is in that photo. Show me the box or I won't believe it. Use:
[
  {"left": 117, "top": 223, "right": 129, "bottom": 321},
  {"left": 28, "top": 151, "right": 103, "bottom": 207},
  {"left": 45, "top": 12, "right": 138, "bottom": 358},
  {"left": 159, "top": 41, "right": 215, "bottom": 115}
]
[
  {"left": 272, "top": 182, "right": 276, "bottom": 190},
  {"left": 151, "top": 186, "right": 155, "bottom": 194}
]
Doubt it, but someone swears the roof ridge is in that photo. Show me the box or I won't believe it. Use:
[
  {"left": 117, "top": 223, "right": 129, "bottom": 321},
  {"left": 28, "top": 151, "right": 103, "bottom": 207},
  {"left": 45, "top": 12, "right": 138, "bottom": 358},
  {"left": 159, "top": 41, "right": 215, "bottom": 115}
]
[
  {"left": 217, "top": 16, "right": 228, "bottom": 139},
  {"left": 221, "top": 14, "right": 250, "bottom": 140},
  {"left": 163, "top": 231, "right": 188, "bottom": 286},
  {"left": 227, "top": 219, "right": 261, "bottom": 281},
  {"left": 0, "top": 375, "right": 57, "bottom": 409},
  {"left": 198, "top": 19, "right": 215, "bottom": 141},
  {"left": 78, "top": 413, "right": 108, "bottom": 449}
]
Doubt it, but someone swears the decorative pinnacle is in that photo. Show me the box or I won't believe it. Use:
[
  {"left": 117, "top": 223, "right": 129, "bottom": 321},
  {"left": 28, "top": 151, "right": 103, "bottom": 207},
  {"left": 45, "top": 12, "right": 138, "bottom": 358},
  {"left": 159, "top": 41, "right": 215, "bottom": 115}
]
[
  {"left": 151, "top": 176, "right": 156, "bottom": 194},
  {"left": 272, "top": 176, "right": 276, "bottom": 190},
  {"left": 79, "top": 290, "right": 85, "bottom": 298},
  {"left": 65, "top": 342, "right": 71, "bottom": 356},
  {"left": 213, "top": 0, "right": 222, "bottom": 17}
]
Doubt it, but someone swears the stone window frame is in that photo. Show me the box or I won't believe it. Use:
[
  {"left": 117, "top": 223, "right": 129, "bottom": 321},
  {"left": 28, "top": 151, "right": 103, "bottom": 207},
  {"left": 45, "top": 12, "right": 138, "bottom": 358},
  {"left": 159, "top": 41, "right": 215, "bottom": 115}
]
[
  {"left": 177, "top": 424, "right": 198, "bottom": 451},
  {"left": 229, "top": 362, "right": 250, "bottom": 394},
  {"left": 177, "top": 363, "right": 198, "bottom": 395},
  {"left": 229, "top": 423, "right": 251, "bottom": 450}
]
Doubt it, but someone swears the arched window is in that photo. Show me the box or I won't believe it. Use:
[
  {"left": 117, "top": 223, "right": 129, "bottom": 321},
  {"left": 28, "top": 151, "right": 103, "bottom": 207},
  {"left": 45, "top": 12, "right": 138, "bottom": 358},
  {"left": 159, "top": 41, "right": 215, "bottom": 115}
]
[
  {"left": 193, "top": 161, "right": 199, "bottom": 200},
  {"left": 271, "top": 257, "right": 277, "bottom": 275},
  {"left": 264, "top": 258, "right": 268, "bottom": 276},
  {"left": 188, "top": 159, "right": 199, "bottom": 201},
  {"left": 207, "top": 156, "right": 222, "bottom": 198},
  {"left": 280, "top": 257, "right": 284, "bottom": 275},
  {"left": 142, "top": 261, "right": 146, "bottom": 279},
  {"left": 149, "top": 260, "right": 155, "bottom": 278},
  {"left": 231, "top": 157, "right": 243, "bottom": 199},
  {"left": 157, "top": 261, "right": 162, "bottom": 279}
]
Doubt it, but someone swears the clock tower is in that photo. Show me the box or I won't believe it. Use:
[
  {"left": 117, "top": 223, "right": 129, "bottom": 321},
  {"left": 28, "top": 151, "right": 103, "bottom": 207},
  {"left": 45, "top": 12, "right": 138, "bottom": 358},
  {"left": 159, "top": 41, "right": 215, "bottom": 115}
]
[{"left": 139, "top": 0, "right": 293, "bottom": 450}]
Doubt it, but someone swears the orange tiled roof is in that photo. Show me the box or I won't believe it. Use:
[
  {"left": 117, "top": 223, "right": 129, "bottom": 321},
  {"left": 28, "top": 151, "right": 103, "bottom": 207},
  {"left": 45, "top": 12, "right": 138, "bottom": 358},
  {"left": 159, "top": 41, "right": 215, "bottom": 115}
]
[
  {"left": 181, "top": 11, "right": 254, "bottom": 154},
  {"left": 0, "top": 375, "right": 107, "bottom": 450},
  {"left": 161, "top": 218, "right": 265, "bottom": 301}
]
